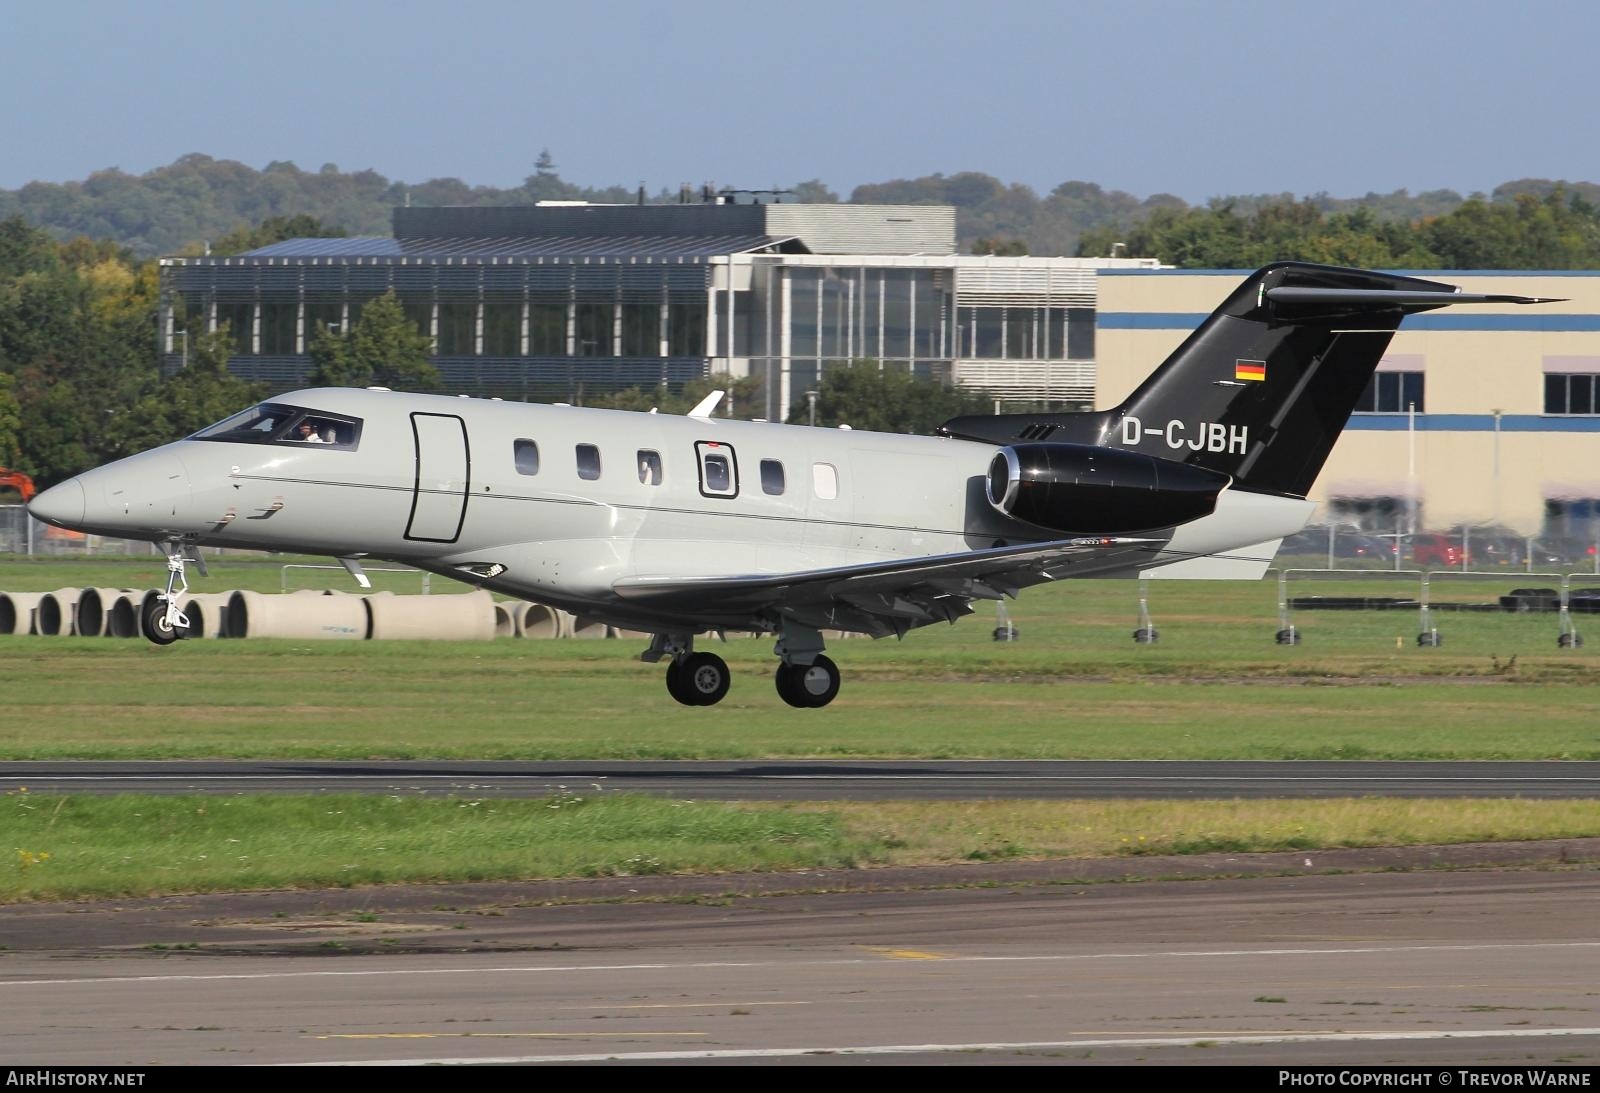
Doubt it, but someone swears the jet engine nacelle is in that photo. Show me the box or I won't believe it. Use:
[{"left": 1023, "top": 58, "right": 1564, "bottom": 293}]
[{"left": 986, "top": 443, "right": 1231, "bottom": 534}]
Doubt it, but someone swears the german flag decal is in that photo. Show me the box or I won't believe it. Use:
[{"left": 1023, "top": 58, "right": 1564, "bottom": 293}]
[{"left": 1235, "top": 359, "right": 1266, "bottom": 382}]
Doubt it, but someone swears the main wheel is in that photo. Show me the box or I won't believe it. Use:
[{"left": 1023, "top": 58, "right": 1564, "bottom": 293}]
[
  {"left": 665, "top": 659, "right": 696, "bottom": 705},
  {"left": 676, "top": 652, "right": 731, "bottom": 706},
  {"left": 776, "top": 654, "right": 840, "bottom": 708},
  {"left": 141, "top": 601, "right": 183, "bottom": 645}
]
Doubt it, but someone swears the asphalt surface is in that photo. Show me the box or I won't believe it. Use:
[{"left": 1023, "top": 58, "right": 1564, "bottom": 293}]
[
  {"left": 5, "top": 759, "right": 1600, "bottom": 799},
  {"left": 6, "top": 760, "right": 1600, "bottom": 1066},
  {"left": 3, "top": 856, "right": 1599, "bottom": 1066}
]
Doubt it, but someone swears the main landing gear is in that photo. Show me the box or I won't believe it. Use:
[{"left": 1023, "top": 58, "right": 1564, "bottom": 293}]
[
  {"left": 641, "top": 624, "right": 843, "bottom": 708},
  {"left": 140, "top": 541, "right": 203, "bottom": 645}
]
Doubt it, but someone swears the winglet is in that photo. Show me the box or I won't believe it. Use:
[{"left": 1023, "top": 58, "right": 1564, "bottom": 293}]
[{"left": 687, "top": 390, "right": 724, "bottom": 419}]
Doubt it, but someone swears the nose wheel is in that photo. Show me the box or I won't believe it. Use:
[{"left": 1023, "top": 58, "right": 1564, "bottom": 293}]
[
  {"left": 141, "top": 542, "right": 199, "bottom": 645},
  {"left": 140, "top": 600, "right": 189, "bottom": 644},
  {"left": 666, "top": 652, "right": 731, "bottom": 706},
  {"left": 775, "top": 654, "right": 840, "bottom": 708}
]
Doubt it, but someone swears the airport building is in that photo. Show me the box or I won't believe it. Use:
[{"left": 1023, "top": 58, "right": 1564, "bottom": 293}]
[
  {"left": 1098, "top": 268, "right": 1600, "bottom": 545},
  {"left": 158, "top": 201, "right": 1600, "bottom": 546},
  {"left": 157, "top": 197, "right": 1159, "bottom": 422}
]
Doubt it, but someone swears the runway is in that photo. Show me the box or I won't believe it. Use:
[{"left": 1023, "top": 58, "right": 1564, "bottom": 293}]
[
  {"left": 3, "top": 869, "right": 1599, "bottom": 1066},
  {"left": 5, "top": 759, "right": 1600, "bottom": 799},
  {"left": 5, "top": 760, "right": 1599, "bottom": 1066}
]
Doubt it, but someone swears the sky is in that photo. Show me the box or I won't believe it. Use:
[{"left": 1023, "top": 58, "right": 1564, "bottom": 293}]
[{"left": 3, "top": 0, "right": 1598, "bottom": 204}]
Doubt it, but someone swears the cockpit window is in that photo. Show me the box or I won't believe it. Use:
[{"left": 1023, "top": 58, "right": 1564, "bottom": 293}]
[{"left": 190, "top": 403, "right": 363, "bottom": 450}]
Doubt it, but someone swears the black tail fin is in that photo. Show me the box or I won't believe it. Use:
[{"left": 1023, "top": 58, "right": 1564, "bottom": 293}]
[{"left": 940, "top": 262, "right": 1556, "bottom": 498}]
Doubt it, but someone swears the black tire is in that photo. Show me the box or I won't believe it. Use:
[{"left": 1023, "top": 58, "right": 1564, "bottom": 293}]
[
  {"left": 774, "top": 662, "right": 802, "bottom": 707},
  {"left": 678, "top": 652, "right": 731, "bottom": 706},
  {"left": 141, "top": 601, "right": 183, "bottom": 646},
  {"left": 665, "top": 659, "right": 697, "bottom": 705},
  {"left": 779, "top": 654, "right": 840, "bottom": 708}
]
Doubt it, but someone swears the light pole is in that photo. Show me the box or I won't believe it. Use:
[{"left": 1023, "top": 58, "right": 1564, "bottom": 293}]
[
  {"left": 806, "top": 388, "right": 818, "bottom": 427},
  {"left": 1491, "top": 407, "right": 1503, "bottom": 525},
  {"left": 175, "top": 327, "right": 187, "bottom": 370}
]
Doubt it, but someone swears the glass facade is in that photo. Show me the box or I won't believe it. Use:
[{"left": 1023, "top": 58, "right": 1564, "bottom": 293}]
[{"left": 162, "top": 246, "right": 1109, "bottom": 411}]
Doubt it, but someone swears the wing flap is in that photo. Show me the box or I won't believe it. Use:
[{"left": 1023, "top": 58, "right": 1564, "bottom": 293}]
[{"left": 611, "top": 537, "right": 1161, "bottom": 634}]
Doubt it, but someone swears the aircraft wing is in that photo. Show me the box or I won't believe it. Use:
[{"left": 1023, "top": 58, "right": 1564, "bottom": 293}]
[{"left": 611, "top": 536, "right": 1161, "bottom": 637}]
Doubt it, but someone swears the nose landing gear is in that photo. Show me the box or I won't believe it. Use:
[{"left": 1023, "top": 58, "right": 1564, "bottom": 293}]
[{"left": 140, "top": 541, "right": 204, "bottom": 645}]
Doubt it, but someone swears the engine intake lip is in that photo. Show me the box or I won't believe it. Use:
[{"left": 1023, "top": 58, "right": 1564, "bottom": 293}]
[{"left": 987, "top": 447, "right": 1021, "bottom": 513}]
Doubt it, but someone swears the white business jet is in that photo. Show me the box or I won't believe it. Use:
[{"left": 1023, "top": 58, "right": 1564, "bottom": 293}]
[{"left": 27, "top": 263, "right": 1555, "bottom": 707}]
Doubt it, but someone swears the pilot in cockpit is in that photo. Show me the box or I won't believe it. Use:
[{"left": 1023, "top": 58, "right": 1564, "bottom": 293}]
[{"left": 295, "top": 420, "right": 327, "bottom": 443}]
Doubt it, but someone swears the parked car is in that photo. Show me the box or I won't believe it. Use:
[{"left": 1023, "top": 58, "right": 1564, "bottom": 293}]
[
  {"left": 1448, "top": 524, "right": 1530, "bottom": 568},
  {"left": 1280, "top": 526, "right": 1397, "bottom": 563},
  {"left": 1532, "top": 536, "right": 1600, "bottom": 570},
  {"left": 1409, "top": 532, "right": 1464, "bottom": 568}
]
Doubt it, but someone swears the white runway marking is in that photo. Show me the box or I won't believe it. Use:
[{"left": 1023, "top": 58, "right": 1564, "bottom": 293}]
[{"left": 290, "top": 1026, "right": 1600, "bottom": 1066}]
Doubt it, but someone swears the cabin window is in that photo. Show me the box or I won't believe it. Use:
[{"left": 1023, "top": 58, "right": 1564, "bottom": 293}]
[
  {"left": 190, "top": 402, "right": 362, "bottom": 451},
  {"left": 514, "top": 439, "right": 540, "bottom": 475},
  {"left": 760, "top": 459, "right": 785, "bottom": 496},
  {"left": 695, "top": 440, "right": 739, "bottom": 498},
  {"left": 637, "top": 450, "right": 663, "bottom": 485},
  {"left": 576, "top": 443, "right": 602, "bottom": 481},
  {"left": 812, "top": 462, "right": 839, "bottom": 500}
]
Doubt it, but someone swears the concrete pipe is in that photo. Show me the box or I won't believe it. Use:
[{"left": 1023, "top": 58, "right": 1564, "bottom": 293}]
[
  {"left": 180, "top": 593, "right": 236, "bottom": 639},
  {"left": 105, "top": 593, "right": 142, "bottom": 639},
  {"left": 224, "top": 589, "right": 370, "bottom": 640},
  {"left": 493, "top": 602, "right": 517, "bottom": 638},
  {"left": 0, "top": 592, "right": 44, "bottom": 635},
  {"left": 570, "top": 614, "right": 610, "bottom": 640},
  {"left": 365, "top": 590, "right": 497, "bottom": 641},
  {"left": 75, "top": 588, "right": 137, "bottom": 638},
  {"left": 36, "top": 587, "right": 83, "bottom": 636},
  {"left": 516, "top": 602, "right": 568, "bottom": 640}
]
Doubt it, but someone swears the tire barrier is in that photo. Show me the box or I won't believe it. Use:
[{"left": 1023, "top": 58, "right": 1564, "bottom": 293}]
[
  {"left": 0, "top": 591, "right": 43, "bottom": 635},
  {"left": 36, "top": 587, "right": 83, "bottom": 636},
  {"left": 179, "top": 593, "right": 236, "bottom": 639},
  {"left": 1499, "top": 587, "right": 1561, "bottom": 613},
  {"left": 75, "top": 587, "right": 138, "bottom": 637},
  {"left": 224, "top": 589, "right": 369, "bottom": 640},
  {"left": 365, "top": 590, "right": 496, "bottom": 641}
]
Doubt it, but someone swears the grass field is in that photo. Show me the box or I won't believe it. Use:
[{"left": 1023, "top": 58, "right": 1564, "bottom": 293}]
[
  {"left": 8, "top": 792, "right": 1600, "bottom": 903},
  {"left": 2, "top": 556, "right": 1599, "bottom": 760},
  {"left": 4, "top": 556, "right": 1600, "bottom": 897}
]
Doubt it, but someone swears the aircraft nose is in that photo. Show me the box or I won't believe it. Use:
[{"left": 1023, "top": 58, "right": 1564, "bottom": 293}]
[{"left": 27, "top": 479, "right": 85, "bottom": 529}]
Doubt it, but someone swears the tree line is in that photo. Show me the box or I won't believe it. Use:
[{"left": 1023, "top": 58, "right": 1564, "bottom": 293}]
[
  {"left": 7, "top": 152, "right": 1600, "bottom": 265},
  {"left": 7, "top": 153, "right": 1600, "bottom": 491}
]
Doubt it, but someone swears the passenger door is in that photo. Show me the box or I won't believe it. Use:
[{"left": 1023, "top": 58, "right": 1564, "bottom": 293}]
[{"left": 405, "top": 413, "right": 470, "bottom": 542}]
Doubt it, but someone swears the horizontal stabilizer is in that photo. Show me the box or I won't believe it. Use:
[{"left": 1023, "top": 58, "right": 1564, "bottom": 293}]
[{"left": 1266, "top": 286, "right": 1564, "bottom": 307}]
